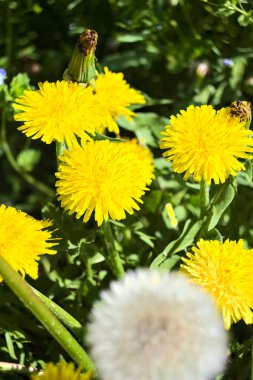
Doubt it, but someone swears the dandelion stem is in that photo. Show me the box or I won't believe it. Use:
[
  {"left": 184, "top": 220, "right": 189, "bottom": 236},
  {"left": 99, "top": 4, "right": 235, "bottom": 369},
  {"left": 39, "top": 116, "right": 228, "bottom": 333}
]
[
  {"left": 30, "top": 286, "right": 84, "bottom": 339},
  {"left": 1, "top": 101, "right": 55, "bottom": 198},
  {"left": 102, "top": 221, "right": 125, "bottom": 278},
  {"left": 200, "top": 180, "right": 209, "bottom": 219},
  {"left": 0, "top": 256, "right": 95, "bottom": 371},
  {"left": 78, "top": 241, "right": 96, "bottom": 285},
  {"left": 56, "top": 141, "right": 67, "bottom": 161}
]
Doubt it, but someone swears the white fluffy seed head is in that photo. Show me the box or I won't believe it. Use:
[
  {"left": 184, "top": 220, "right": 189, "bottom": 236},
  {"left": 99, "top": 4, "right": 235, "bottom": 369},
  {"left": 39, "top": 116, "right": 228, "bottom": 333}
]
[{"left": 87, "top": 270, "right": 228, "bottom": 380}]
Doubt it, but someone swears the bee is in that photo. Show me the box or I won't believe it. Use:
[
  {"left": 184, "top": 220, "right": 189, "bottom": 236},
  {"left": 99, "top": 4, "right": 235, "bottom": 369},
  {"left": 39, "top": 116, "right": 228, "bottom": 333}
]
[{"left": 229, "top": 101, "right": 251, "bottom": 126}]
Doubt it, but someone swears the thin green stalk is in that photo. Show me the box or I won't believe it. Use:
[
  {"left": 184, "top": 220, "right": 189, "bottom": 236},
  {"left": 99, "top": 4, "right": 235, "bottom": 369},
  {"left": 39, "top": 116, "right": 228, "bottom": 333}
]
[
  {"left": 78, "top": 242, "right": 96, "bottom": 286},
  {"left": 0, "top": 256, "right": 95, "bottom": 371},
  {"left": 1, "top": 102, "right": 55, "bottom": 198},
  {"left": 85, "top": 257, "right": 94, "bottom": 283},
  {"left": 102, "top": 221, "right": 125, "bottom": 278},
  {"left": 200, "top": 180, "right": 210, "bottom": 219},
  {"left": 56, "top": 141, "right": 67, "bottom": 167},
  {"left": 30, "top": 286, "right": 84, "bottom": 339}
]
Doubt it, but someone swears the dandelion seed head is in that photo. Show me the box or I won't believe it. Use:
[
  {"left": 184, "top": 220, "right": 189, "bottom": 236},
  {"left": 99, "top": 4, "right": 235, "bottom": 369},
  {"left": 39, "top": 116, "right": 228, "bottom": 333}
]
[{"left": 87, "top": 270, "right": 227, "bottom": 380}]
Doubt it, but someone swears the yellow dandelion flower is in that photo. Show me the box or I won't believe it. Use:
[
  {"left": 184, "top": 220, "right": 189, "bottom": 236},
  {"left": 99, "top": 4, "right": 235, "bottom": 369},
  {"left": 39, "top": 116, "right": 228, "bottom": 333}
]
[
  {"left": 181, "top": 239, "right": 253, "bottom": 329},
  {"left": 160, "top": 105, "right": 253, "bottom": 184},
  {"left": 14, "top": 81, "right": 102, "bottom": 146},
  {"left": 124, "top": 139, "right": 154, "bottom": 185},
  {"left": 55, "top": 139, "right": 154, "bottom": 226},
  {"left": 31, "top": 362, "right": 91, "bottom": 380},
  {"left": 92, "top": 67, "right": 146, "bottom": 134},
  {"left": 0, "top": 204, "right": 57, "bottom": 281}
]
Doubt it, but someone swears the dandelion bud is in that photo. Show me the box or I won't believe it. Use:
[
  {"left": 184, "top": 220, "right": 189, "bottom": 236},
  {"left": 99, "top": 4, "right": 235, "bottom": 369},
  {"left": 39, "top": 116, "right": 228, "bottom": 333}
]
[
  {"left": 245, "top": 76, "right": 253, "bottom": 87},
  {"left": 195, "top": 62, "right": 209, "bottom": 78},
  {"left": 64, "top": 29, "right": 98, "bottom": 84}
]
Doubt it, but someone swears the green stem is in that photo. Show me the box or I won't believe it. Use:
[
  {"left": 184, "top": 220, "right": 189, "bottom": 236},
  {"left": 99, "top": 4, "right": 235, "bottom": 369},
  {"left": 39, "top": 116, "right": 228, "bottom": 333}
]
[
  {"left": 85, "top": 257, "right": 94, "bottom": 282},
  {"left": 56, "top": 140, "right": 67, "bottom": 162},
  {"left": 102, "top": 221, "right": 125, "bottom": 278},
  {"left": 1, "top": 102, "right": 55, "bottom": 198},
  {"left": 0, "top": 256, "right": 95, "bottom": 371},
  {"left": 200, "top": 180, "right": 210, "bottom": 219},
  {"left": 78, "top": 242, "right": 96, "bottom": 286},
  {"left": 30, "top": 286, "right": 84, "bottom": 339}
]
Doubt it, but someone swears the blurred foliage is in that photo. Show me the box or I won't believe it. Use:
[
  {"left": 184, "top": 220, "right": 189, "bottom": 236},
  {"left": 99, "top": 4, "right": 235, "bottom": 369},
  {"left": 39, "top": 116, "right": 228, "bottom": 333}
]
[{"left": 1, "top": 0, "right": 253, "bottom": 379}]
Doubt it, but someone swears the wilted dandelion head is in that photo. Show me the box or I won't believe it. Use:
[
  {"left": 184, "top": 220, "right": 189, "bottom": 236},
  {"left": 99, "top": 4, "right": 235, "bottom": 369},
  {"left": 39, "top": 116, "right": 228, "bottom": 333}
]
[
  {"left": 87, "top": 270, "right": 227, "bottom": 380},
  {"left": 92, "top": 67, "right": 146, "bottom": 134},
  {"left": 0, "top": 204, "right": 57, "bottom": 281},
  {"left": 13, "top": 81, "right": 102, "bottom": 146},
  {"left": 30, "top": 362, "right": 91, "bottom": 380},
  {"left": 181, "top": 239, "right": 253, "bottom": 329},
  {"left": 56, "top": 139, "right": 154, "bottom": 226},
  {"left": 160, "top": 105, "right": 253, "bottom": 184}
]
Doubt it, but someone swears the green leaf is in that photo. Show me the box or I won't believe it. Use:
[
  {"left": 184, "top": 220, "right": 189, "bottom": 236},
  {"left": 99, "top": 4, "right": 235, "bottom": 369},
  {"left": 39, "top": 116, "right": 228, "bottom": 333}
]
[
  {"left": 206, "top": 181, "right": 236, "bottom": 231},
  {"left": 134, "top": 230, "right": 155, "bottom": 248},
  {"left": 212, "top": 82, "right": 227, "bottom": 105},
  {"left": 245, "top": 160, "right": 252, "bottom": 182},
  {"left": 229, "top": 57, "right": 246, "bottom": 90},
  {"left": 141, "top": 95, "right": 172, "bottom": 108},
  {"left": 116, "top": 33, "right": 145, "bottom": 43},
  {"left": 5, "top": 333, "right": 17, "bottom": 360},
  {"left": 143, "top": 190, "right": 163, "bottom": 213},
  {"left": 17, "top": 149, "right": 41, "bottom": 172},
  {"left": 32, "top": 3, "right": 43, "bottom": 13},
  {"left": 193, "top": 84, "right": 215, "bottom": 104},
  {"left": 85, "top": 131, "right": 125, "bottom": 142},
  {"left": 150, "top": 219, "right": 202, "bottom": 268},
  {"left": 238, "top": 13, "right": 253, "bottom": 27},
  {"left": 10, "top": 73, "right": 30, "bottom": 98},
  {"left": 0, "top": 84, "right": 12, "bottom": 102},
  {"left": 102, "top": 50, "right": 149, "bottom": 70},
  {"left": 118, "top": 112, "right": 169, "bottom": 147},
  {"left": 155, "top": 254, "right": 181, "bottom": 270}
]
